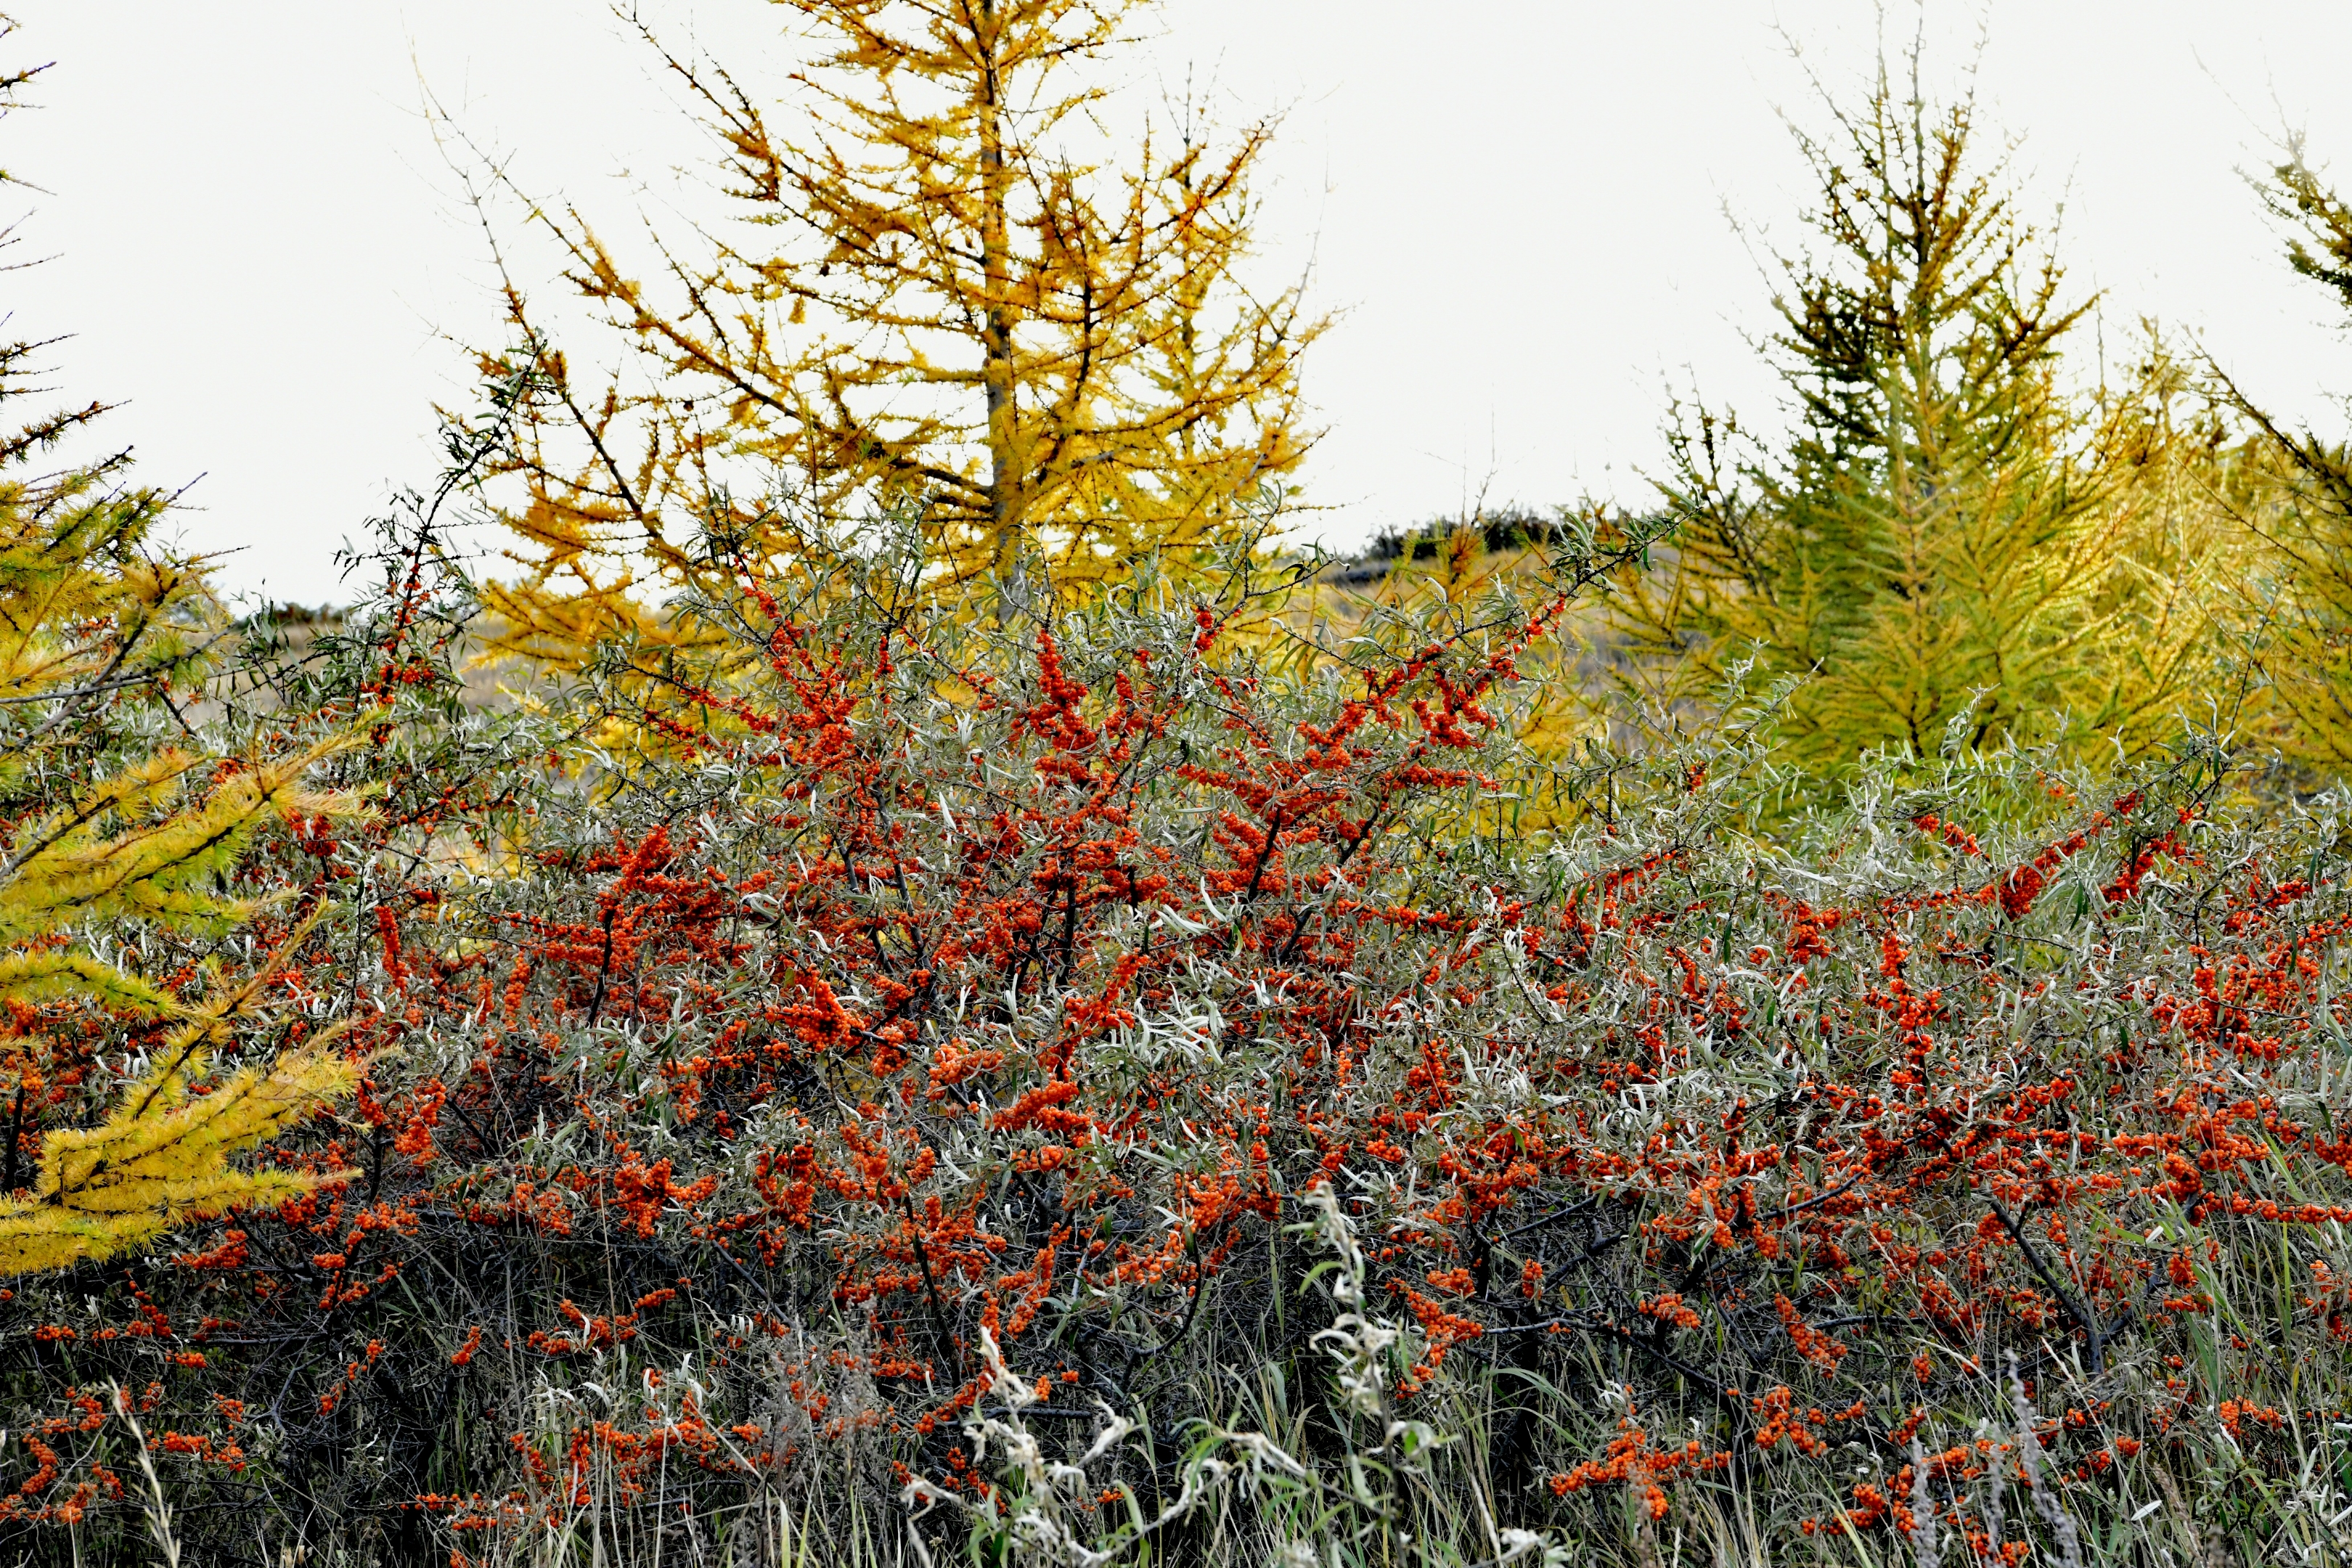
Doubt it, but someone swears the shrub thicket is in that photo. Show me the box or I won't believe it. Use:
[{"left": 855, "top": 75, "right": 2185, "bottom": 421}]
[{"left": 4, "top": 510, "right": 2352, "bottom": 1567}]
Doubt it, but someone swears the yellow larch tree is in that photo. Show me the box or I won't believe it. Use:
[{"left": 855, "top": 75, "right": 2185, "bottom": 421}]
[
  {"left": 0, "top": 21, "right": 364, "bottom": 1275},
  {"left": 0, "top": 422, "right": 369, "bottom": 1274},
  {"left": 0, "top": 407, "right": 369, "bottom": 1274},
  {"left": 470, "top": 0, "right": 1322, "bottom": 674}
]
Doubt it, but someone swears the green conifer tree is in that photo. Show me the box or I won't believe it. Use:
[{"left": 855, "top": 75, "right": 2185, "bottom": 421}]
[
  {"left": 2218, "top": 142, "right": 2352, "bottom": 770},
  {"left": 1608, "top": 52, "right": 2233, "bottom": 774}
]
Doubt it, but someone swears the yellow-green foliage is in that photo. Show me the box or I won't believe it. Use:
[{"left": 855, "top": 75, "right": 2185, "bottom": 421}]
[
  {"left": 2219, "top": 144, "right": 2352, "bottom": 770},
  {"left": 0, "top": 504, "right": 372, "bottom": 1273},
  {"left": 1, "top": 738, "right": 363, "bottom": 984},
  {"left": 0, "top": 591, "right": 371, "bottom": 1277},
  {"left": 1606, "top": 64, "right": 2242, "bottom": 774},
  {"left": 0, "top": 573, "right": 372, "bottom": 1277},
  {"left": 0, "top": 40, "right": 370, "bottom": 1273},
  {"left": 0, "top": 947, "right": 359, "bottom": 1276}
]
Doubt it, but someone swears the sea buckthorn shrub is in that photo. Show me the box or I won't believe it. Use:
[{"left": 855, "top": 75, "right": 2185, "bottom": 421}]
[{"left": 9, "top": 520, "right": 2352, "bottom": 1567}]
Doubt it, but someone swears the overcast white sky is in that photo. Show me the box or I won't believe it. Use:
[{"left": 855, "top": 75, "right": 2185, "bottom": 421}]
[{"left": 8, "top": 1, "right": 2352, "bottom": 606}]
